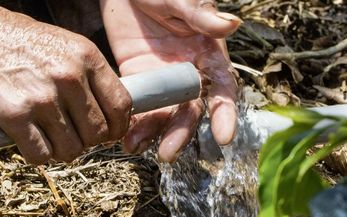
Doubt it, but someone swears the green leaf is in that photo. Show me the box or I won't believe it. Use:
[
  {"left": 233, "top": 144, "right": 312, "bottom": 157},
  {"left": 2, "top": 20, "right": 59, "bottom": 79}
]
[
  {"left": 292, "top": 169, "right": 327, "bottom": 214},
  {"left": 273, "top": 129, "right": 327, "bottom": 216},
  {"left": 258, "top": 106, "right": 347, "bottom": 217},
  {"left": 259, "top": 125, "right": 313, "bottom": 217},
  {"left": 299, "top": 126, "right": 347, "bottom": 179}
]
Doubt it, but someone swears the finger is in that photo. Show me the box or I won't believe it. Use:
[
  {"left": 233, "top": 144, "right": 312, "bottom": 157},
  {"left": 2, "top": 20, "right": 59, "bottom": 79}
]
[
  {"left": 208, "top": 90, "right": 238, "bottom": 145},
  {"left": 35, "top": 103, "right": 84, "bottom": 163},
  {"left": 9, "top": 123, "right": 52, "bottom": 165},
  {"left": 167, "top": 0, "right": 242, "bottom": 38},
  {"left": 158, "top": 99, "right": 204, "bottom": 163},
  {"left": 197, "top": 41, "right": 238, "bottom": 145},
  {"left": 58, "top": 73, "right": 109, "bottom": 147},
  {"left": 122, "top": 107, "right": 173, "bottom": 153},
  {"left": 86, "top": 48, "right": 132, "bottom": 141}
]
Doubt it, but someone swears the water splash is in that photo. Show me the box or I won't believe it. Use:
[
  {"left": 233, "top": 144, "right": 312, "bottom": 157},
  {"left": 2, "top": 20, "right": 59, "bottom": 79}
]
[{"left": 159, "top": 107, "right": 265, "bottom": 217}]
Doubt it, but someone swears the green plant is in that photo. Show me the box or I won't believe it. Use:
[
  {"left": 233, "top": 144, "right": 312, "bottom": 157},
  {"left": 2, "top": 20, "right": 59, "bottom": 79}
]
[{"left": 258, "top": 106, "right": 347, "bottom": 217}]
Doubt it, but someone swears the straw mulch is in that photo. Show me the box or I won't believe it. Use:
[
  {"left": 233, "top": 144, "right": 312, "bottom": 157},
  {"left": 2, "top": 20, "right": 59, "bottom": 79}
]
[{"left": 0, "top": 145, "right": 169, "bottom": 217}]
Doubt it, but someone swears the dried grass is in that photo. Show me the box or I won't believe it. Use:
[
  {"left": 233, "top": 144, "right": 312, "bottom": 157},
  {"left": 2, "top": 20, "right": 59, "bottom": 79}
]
[{"left": 0, "top": 144, "right": 168, "bottom": 216}]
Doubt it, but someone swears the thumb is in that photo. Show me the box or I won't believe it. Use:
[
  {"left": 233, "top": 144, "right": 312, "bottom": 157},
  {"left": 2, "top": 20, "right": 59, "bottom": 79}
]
[{"left": 172, "top": 1, "right": 242, "bottom": 38}]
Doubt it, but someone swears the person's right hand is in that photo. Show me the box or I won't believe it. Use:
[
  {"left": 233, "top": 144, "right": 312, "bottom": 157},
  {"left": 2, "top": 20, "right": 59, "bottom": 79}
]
[{"left": 0, "top": 7, "right": 132, "bottom": 165}]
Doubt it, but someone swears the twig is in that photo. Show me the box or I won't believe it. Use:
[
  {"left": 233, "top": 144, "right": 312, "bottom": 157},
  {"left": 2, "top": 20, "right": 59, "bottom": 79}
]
[
  {"left": 97, "top": 152, "right": 135, "bottom": 157},
  {"left": 149, "top": 204, "right": 168, "bottom": 216},
  {"left": 270, "top": 38, "right": 347, "bottom": 61},
  {"left": 241, "top": 0, "right": 279, "bottom": 14},
  {"left": 75, "top": 170, "right": 89, "bottom": 183},
  {"left": 25, "top": 187, "right": 51, "bottom": 192},
  {"left": 56, "top": 183, "right": 77, "bottom": 217},
  {"left": 77, "top": 145, "right": 115, "bottom": 160},
  {"left": 239, "top": 25, "right": 273, "bottom": 50},
  {"left": 0, "top": 144, "right": 16, "bottom": 151},
  {"left": 38, "top": 166, "right": 71, "bottom": 217},
  {"left": 113, "top": 156, "right": 142, "bottom": 162},
  {"left": 47, "top": 162, "right": 102, "bottom": 178},
  {"left": 136, "top": 194, "right": 160, "bottom": 211},
  {"left": 232, "top": 62, "right": 263, "bottom": 77}
]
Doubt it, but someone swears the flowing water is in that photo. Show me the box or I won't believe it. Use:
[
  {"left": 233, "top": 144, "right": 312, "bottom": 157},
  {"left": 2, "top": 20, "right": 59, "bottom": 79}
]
[
  {"left": 157, "top": 107, "right": 269, "bottom": 217},
  {"left": 154, "top": 105, "right": 346, "bottom": 216}
]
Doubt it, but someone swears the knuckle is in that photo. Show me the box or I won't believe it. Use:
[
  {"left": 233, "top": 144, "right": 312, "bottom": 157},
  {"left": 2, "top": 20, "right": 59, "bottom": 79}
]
[
  {"left": 17, "top": 91, "right": 58, "bottom": 117},
  {"left": 75, "top": 38, "right": 99, "bottom": 61},
  {"left": 51, "top": 64, "right": 82, "bottom": 83},
  {"left": 1, "top": 101, "right": 31, "bottom": 125},
  {"left": 2, "top": 108, "right": 29, "bottom": 124},
  {"left": 32, "top": 93, "right": 57, "bottom": 110}
]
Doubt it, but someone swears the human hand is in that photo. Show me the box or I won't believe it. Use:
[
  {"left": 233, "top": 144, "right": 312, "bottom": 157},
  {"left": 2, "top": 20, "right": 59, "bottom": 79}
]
[
  {"left": 100, "top": 0, "right": 241, "bottom": 162},
  {"left": 0, "top": 7, "right": 132, "bottom": 165}
]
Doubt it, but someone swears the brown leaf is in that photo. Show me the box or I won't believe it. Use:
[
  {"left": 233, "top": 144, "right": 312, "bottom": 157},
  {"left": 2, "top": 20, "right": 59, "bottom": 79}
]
[
  {"left": 314, "top": 85, "right": 347, "bottom": 104},
  {"left": 263, "top": 60, "right": 282, "bottom": 75}
]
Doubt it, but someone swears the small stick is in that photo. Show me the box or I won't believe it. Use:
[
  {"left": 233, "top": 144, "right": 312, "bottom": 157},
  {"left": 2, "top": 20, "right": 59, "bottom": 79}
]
[
  {"left": 75, "top": 170, "right": 89, "bottom": 183},
  {"left": 149, "top": 204, "right": 168, "bottom": 216},
  {"left": 232, "top": 62, "right": 263, "bottom": 76},
  {"left": 38, "top": 166, "right": 71, "bottom": 217},
  {"left": 47, "top": 162, "right": 102, "bottom": 177},
  {"left": 241, "top": 0, "right": 280, "bottom": 14},
  {"left": 136, "top": 194, "right": 160, "bottom": 211},
  {"left": 25, "top": 187, "right": 51, "bottom": 192},
  {"left": 270, "top": 38, "right": 347, "bottom": 61},
  {"left": 56, "top": 183, "right": 77, "bottom": 217}
]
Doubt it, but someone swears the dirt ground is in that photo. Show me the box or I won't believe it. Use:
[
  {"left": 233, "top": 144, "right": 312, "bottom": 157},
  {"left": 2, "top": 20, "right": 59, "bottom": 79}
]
[{"left": 0, "top": 0, "right": 346, "bottom": 216}]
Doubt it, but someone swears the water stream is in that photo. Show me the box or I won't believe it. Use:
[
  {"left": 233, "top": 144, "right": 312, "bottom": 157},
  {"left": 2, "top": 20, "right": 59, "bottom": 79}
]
[
  {"left": 153, "top": 104, "right": 347, "bottom": 216},
  {"left": 157, "top": 107, "right": 267, "bottom": 217}
]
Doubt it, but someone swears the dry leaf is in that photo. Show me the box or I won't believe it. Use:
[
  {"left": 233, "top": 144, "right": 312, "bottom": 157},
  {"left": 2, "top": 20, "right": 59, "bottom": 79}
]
[{"left": 314, "top": 85, "right": 347, "bottom": 104}]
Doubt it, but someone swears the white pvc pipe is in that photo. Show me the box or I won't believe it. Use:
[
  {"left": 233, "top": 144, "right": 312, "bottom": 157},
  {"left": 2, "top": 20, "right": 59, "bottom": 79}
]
[
  {"left": 122, "top": 62, "right": 201, "bottom": 114},
  {"left": 244, "top": 105, "right": 347, "bottom": 150},
  {"left": 0, "top": 62, "right": 202, "bottom": 147},
  {"left": 249, "top": 105, "right": 347, "bottom": 135}
]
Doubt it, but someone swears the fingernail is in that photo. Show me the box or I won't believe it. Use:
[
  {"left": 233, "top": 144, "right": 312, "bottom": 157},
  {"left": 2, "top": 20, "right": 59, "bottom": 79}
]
[{"left": 216, "top": 12, "right": 243, "bottom": 23}]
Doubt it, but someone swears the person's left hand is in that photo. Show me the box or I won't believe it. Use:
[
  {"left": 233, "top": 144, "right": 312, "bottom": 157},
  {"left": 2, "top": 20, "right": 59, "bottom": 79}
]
[{"left": 100, "top": 0, "right": 241, "bottom": 162}]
